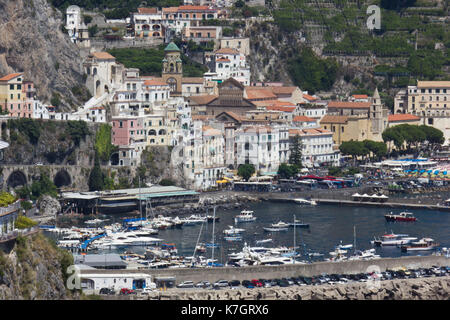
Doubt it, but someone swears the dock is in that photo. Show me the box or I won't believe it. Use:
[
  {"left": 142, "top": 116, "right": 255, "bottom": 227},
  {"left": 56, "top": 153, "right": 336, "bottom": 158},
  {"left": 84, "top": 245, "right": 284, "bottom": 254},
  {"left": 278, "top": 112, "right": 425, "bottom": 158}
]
[{"left": 313, "top": 199, "right": 450, "bottom": 212}]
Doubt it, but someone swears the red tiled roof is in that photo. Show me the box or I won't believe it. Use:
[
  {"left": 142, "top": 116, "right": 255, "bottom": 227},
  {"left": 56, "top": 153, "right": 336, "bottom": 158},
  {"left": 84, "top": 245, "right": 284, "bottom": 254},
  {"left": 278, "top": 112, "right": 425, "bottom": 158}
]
[
  {"left": 144, "top": 79, "right": 168, "bottom": 86},
  {"left": 266, "top": 105, "right": 296, "bottom": 112},
  {"left": 178, "top": 5, "right": 215, "bottom": 11},
  {"left": 289, "top": 128, "right": 332, "bottom": 136},
  {"left": 137, "top": 7, "right": 158, "bottom": 14},
  {"left": 0, "top": 73, "right": 23, "bottom": 82},
  {"left": 188, "top": 94, "right": 218, "bottom": 105},
  {"left": 328, "top": 101, "right": 371, "bottom": 109},
  {"left": 215, "top": 48, "right": 240, "bottom": 55},
  {"left": 303, "top": 94, "right": 317, "bottom": 102},
  {"left": 91, "top": 52, "right": 115, "bottom": 60},
  {"left": 293, "top": 116, "right": 315, "bottom": 122},
  {"left": 320, "top": 115, "right": 349, "bottom": 124},
  {"left": 271, "top": 86, "right": 298, "bottom": 95},
  {"left": 245, "top": 88, "right": 277, "bottom": 100},
  {"left": 388, "top": 114, "right": 421, "bottom": 122},
  {"left": 352, "top": 94, "right": 369, "bottom": 99}
]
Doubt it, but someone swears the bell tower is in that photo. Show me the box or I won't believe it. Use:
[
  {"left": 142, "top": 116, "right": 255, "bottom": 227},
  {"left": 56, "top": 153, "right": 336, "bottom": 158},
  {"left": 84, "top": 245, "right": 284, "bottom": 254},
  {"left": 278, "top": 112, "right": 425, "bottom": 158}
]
[{"left": 162, "top": 42, "right": 183, "bottom": 95}]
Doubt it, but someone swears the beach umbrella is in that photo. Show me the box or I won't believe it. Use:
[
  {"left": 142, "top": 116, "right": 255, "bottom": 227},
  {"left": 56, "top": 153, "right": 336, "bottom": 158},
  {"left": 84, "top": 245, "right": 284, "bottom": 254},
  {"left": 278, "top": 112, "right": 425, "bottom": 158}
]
[
  {"left": 419, "top": 170, "right": 425, "bottom": 173},
  {"left": 427, "top": 170, "right": 432, "bottom": 173},
  {"left": 443, "top": 171, "right": 447, "bottom": 175},
  {"left": 434, "top": 170, "right": 440, "bottom": 175}
]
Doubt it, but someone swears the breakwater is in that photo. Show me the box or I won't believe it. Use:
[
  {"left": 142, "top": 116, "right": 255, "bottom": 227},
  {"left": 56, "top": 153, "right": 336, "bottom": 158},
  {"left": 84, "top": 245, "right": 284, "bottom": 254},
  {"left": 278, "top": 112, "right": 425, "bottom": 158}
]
[
  {"left": 80, "top": 255, "right": 449, "bottom": 285},
  {"left": 143, "top": 276, "right": 450, "bottom": 300},
  {"left": 312, "top": 199, "right": 450, "bottom": 212}
]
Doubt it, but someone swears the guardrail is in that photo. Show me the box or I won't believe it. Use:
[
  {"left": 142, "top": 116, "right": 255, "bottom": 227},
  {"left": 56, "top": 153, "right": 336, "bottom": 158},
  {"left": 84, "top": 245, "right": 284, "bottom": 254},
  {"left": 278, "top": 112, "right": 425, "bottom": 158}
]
[
  {"left": 0, "top": 226, "right": 40, "bottom": 243},
  {"left": 0, "top": 201, "right": 21, "bottom": 217}
]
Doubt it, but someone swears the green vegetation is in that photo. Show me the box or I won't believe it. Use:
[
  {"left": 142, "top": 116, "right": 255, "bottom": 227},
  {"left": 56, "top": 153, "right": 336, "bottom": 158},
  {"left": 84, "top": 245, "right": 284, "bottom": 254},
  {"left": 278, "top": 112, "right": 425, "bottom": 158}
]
[
  {"left": 382, "top": 124, "right": 444, "bottom": 153},
  {"left": 237, "top": 164, "right": 255, "bottom": 181},
  {"left": 88, "top": 153, "right": 104, "bottom": 191},
  {"left": 7, "top": 118, "right": 41, "bottom": 145},
  {"left": 65, "top": 120, "right": 90, "bottom": 146},
  {"left": 339, "top": 140, "right": 387, "bottom": 163},
  {"left": 288, "top": 48, "right": 339, "bottom": 94},
  {"left": 15, "top": 215, "right": 38, "bottom": 229},
  {"left": 108, "top": 46, "right": 207, "bottom": 77},
  {"left": 277, "top": 163, "right": 299, "bottom": 179},
  {"left": 159, "top": 178, "right": 175, "bottom": 186},
  {"left": 288, "top": 134, "right": 303, "bottom": 168},
  {"left": 328, "top": 166, "right": 361, "bottom": 177},
  {"left": 95, "top": 124, "right": 117, "bottom": 163},
  {"left": 0, "top": 191, "right": 16, "bottom": 207}
]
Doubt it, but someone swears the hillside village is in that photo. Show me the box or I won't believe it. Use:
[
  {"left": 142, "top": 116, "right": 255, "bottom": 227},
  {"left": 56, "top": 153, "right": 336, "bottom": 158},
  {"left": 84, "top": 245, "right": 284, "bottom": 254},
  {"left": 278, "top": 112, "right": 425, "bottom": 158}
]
[{"left": 0, "top": 2, "right": 449, "bottom": 191}]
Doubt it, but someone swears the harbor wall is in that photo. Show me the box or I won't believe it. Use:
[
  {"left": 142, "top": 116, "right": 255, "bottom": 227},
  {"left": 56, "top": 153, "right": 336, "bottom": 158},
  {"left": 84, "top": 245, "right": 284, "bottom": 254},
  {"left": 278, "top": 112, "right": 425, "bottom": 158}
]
[{"left": 80, "top": 255, "right": 449, "bottom": 284}]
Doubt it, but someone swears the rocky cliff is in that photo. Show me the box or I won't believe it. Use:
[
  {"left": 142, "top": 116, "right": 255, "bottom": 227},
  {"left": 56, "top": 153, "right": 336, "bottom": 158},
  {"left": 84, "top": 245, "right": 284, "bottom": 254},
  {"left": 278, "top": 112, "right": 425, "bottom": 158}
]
[
  {"left": 0, "top": 0, "right": 85, "bottom": 111},
  {"left": 0, "top": 232, "right": 77, "bottom": 300}
]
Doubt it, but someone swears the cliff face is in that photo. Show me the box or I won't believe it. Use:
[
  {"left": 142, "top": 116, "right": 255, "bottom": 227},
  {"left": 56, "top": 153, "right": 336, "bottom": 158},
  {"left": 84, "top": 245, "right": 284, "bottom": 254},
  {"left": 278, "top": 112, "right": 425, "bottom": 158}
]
[
  {"left": 0, "top": 0, "right": 85, "bottom": 111},
  {"left": 0, "top": 233, "right": 75, "bottom": 300}
]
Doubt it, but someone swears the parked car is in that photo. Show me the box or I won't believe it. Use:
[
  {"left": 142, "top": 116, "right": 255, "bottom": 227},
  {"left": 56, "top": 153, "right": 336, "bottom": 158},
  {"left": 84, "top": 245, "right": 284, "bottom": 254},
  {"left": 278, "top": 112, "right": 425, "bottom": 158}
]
[
  {"left": 251, "top": 279, "right": 263, "bottom": 287},
  {"left": 229, "top": 280, "right": 241, "bottom": 289},
  {"left": 213, "top": 280, "right": 229, "bottom": 288},
  {"left": 176, "top": 281, "right": 195, "bottom": 288},
  {"left": 119, "top": 288, "right": 135, "bottom": 295},
  {"left": 99, "top": 288, "right": 115, "bottom": 295},
  {"left": 195, "top": 281, "right": 211, "bottom": 289},
  {"left": 241, "top": 280, "right": 255, "bottom": 289},
  {"left": 141, "top": 287, "right": 156, "bottom": 295}
]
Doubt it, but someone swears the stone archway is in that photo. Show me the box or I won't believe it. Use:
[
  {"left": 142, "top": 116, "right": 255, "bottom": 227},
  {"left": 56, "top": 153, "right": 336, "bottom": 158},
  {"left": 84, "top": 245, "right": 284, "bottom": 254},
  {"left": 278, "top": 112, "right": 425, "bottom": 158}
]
[
  {"left": 53, "top": 169, "right": 72, "bottom": 188},
  {"left": 110, "top": 152, "right": 119, "bottom": 166},
  {"left": 7, "top": 170, "right": 27, "bottom": 189}
]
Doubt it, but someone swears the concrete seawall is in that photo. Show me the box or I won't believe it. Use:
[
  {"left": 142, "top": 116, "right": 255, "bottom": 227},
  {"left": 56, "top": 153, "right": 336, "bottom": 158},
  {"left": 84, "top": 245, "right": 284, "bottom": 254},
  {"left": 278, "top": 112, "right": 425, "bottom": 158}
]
[{"left": 80, "top": 255, "right": 449, "bottom": 284}]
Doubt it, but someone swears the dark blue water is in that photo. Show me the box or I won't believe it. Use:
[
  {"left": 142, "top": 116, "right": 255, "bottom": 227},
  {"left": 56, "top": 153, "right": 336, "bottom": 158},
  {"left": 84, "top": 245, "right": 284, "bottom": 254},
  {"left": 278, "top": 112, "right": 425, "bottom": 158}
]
[{"left": 84, "top": 201, "right": 450, "bottom": 263}]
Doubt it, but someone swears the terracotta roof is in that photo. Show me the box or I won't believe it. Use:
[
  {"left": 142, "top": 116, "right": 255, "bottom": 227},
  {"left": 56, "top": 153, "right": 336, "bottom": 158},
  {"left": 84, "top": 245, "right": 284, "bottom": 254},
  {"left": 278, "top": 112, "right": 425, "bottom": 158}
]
[
  {"left": 202, "top": 125, "right": 222, "bottom": 136},
  {"left": 216, "top": 58, "right": 230, "bottom": 62},
  {"left": 245, "top": 87, "right": 277, "bottom": 100},
  {"left": 293, "top": 116, "right": 315, "bottom": 122},
  {"left": 188, "top": 94, "right": 218, "bottom": 105},
  {"left": 303, "top": 94, "right": 317, "bottom": 102},
  {"left": 388, "top": 114, "right": 421, "bottom": 122},
  {"left": 216, "top": 111, "right": 242, "bottom": 122},
  {"left": 328, "top": 101, "right": 371, "bottom": 109},
  {"left": 352, "top": 94, "right": 369, "bottom": 99},
  {"left": 289, "top": 128, "right": 332, "bottom": 136},
  {"left": 215, "top": 47, "right": 240, "bottom": 55},
  {"left": 144, "top": 79, "right": 168, "bottom": 86},
  {"left": 242, "top": 125, "right": 273, "bottom": 133},
  {"left": 417, "top": 81, "right": 450, "bottom": 89},
  {"left": 162, "top": 7, "right": 179, "bottom": 13},
  {"left": 137, "top": 7, "right": 158, "bottom": 14},
  {"left": 320, "top": 115, "right": 349, "bottom": 124},
  {"left": 0, "top": 73, "right": 23, "bottom": 82},
  {"left": 179, "top": 5, "right": 214, "bottom": 11},
  {"left": 266, "top": 105, "right": 296, "bottom": 112},
  {"left": 91, "top": 52, "right": 115, "bottom": 60},
  {"left": 182, "top": 77, "right": 204, "bottom": 84},
  {"left": 271, "top": 86, "right": 298, "bottom": 95}
]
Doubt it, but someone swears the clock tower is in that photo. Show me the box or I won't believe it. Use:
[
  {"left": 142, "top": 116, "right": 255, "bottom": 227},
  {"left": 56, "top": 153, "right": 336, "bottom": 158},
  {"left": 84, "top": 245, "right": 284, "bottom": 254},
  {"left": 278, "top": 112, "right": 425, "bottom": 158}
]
[{"left": 162, "top": 42, "right": 183, "bottom": 95}]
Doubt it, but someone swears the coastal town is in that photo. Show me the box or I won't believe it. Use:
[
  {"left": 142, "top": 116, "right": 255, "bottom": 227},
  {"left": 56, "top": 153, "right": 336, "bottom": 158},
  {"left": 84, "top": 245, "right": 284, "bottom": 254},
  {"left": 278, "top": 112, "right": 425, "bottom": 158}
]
[{"left": 0, "top": 0, "right": 449, "bottom": 302}]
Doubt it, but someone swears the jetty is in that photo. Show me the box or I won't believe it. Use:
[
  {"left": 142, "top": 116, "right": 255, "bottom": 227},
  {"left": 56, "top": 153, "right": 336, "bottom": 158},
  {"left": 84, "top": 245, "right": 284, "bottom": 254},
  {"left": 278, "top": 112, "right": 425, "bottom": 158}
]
[{"left": 311, "top": 199, "right": 450, "bottom": 212}]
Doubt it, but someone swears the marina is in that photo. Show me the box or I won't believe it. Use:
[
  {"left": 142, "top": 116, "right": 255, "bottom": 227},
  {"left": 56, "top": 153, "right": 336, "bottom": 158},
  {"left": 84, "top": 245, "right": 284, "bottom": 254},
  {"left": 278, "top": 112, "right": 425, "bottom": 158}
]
[{"left": 46, "top": 199, "right": 450, "bottom": 268}]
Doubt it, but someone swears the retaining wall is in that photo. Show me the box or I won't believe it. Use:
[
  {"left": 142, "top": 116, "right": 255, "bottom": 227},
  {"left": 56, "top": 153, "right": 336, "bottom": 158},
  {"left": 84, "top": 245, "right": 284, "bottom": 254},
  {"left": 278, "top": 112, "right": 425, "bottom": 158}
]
[{"left": 80, "top": 255, "right": 449, "bottom": 284}]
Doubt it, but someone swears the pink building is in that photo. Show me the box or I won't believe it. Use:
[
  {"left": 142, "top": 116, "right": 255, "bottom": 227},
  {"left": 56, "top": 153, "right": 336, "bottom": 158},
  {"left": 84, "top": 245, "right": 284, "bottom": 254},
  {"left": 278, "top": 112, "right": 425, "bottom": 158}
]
[
  {"left": 111, "top": 116, "right": 146, "bottom": 146},
  {"left": 0, "top": 74, "right": 36, "bottom": 118}
]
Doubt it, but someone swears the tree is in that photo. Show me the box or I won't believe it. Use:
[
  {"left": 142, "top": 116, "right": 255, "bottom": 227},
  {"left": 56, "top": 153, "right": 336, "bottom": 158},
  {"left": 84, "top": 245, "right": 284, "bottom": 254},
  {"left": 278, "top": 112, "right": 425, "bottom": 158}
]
[
  {"left": 238, "top": 164, "right": 255, "bottom": 181},
  {"left": 88, "top": 153, "right": 104, "bottom": 191},
  {"left": 277, "top": 163, "right": 298, "bottom": 179},
  {"left": 15, "top": 215, "right": 37, "bottom": 229},
  {"left": 289, "top": 134, "right": 303, "bottom": 168}
]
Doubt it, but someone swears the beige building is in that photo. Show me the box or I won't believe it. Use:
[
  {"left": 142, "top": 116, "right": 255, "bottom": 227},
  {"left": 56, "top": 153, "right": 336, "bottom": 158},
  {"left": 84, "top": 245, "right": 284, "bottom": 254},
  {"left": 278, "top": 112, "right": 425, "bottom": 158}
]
[{"left": 220, "top": 37, "right": 250, "bottom": 56}]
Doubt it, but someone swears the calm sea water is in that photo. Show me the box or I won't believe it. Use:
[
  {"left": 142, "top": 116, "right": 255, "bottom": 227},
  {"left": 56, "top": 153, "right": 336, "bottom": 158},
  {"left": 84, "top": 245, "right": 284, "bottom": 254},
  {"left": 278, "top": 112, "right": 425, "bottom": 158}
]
[{"left": 78, "top": 201, "right": 450, "bottom": 264}]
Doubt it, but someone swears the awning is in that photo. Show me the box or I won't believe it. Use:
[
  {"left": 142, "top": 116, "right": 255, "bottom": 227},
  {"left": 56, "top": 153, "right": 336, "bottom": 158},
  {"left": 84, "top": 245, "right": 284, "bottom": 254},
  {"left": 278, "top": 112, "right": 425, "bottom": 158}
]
[{"left": 216, "top": 180, "right": 229, "bottom": 184}]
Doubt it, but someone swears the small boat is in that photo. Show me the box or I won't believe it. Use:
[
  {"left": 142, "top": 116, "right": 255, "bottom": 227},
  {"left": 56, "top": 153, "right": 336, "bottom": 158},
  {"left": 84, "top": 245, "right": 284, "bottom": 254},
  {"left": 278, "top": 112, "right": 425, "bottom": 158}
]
[
  {"left": 84, "top": 219, "right": 106, "bottom": 225},
  {"left": 234, "top": 210, "right": 257, "bottom": 223},
  {"left": 255, "top": 238, "right": 273, "bottom": 245},
  {"left": 371, "top": 233, "right": 417, "bottom": 247},
  {"left": 207, "top": 215, "right": 220, "bottom": 223},
  {"left": 271, "top": 221, "right": 290, "bottom": 228},
  {"left": 224, "top": 235, "right": 243, "bottom": 242},
  {"left": 289, "top": 219, "right": 310, "bottom": 228},
  {"left": 401, "top": 238, "right": 439, "bottom": 252},
  {"left": 263, "top": 227, "right": 288, "bottom": 232},
  {"left": 293, "top": 198, "right": 317, "bottom": 205},
  {"left": 223, "top": 225, "right": 245, "bottom": 235},
  {"left": 195, "top": 243, "right": 207, "bottom": 253},
  {"left": 385, "top": 211, "right": 417, "bottom": 222}
]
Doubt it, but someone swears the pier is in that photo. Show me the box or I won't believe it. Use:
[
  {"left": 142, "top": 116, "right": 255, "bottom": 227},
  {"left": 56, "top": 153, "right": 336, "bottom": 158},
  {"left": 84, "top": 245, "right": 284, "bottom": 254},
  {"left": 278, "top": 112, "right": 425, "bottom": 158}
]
[{"left": 312, "top": 199, "right": 450, "bottom": 212}]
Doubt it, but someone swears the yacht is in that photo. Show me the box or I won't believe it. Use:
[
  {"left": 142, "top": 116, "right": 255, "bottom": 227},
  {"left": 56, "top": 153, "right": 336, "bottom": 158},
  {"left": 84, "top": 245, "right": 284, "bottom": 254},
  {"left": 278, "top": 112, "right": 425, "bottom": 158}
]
[
  {"left": 264, "top": 221, "right": 289, "bottom": 232},
  {"left": 401, "top": 238, "right": 439, "bottom": 252},
  {"left": 289, "top": 219, "right": 310, "bottom": 228},
  {"left": 223, "top": 225, "right": 245, "bottom": 235},
  {"left": 293, "top": 198, "right": 317, "bottom": 206},
  {"left": 234, "top": 210, "right": 257, "bottom": 223},
  {"left": 384, "top": 211, "right": 417, "bottom": 222},
  {"left": 371, "top": 233, "right": 417, "bottom": 247}
]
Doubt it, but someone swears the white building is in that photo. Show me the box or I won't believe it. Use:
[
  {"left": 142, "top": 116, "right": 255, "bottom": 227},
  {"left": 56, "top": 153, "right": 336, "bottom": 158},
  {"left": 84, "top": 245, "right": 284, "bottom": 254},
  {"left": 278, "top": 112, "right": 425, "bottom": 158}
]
[
  {"left": 214, "top": 48, "right": 250, "bottom": 86},
  {"left": 235, "top": 125, "right": 280, "bottom": 174},
  {"left": 290, "top": 128, "right": 340, "bottom": 168},
  {"left": 79, "top": 270, "right": 155, "bottom": 294}
]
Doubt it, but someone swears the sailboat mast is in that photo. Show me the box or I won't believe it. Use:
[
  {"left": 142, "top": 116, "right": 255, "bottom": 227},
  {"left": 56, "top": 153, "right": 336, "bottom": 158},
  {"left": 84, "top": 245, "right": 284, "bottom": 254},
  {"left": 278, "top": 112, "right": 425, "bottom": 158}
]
[
  {"left": 353, "top": 225, "right": 356, "bottom": 254},
  {"left": 293, "top": 214, "right": 296, "bottom": 264},
  {"left": 211, "top": 206, "right": 216, "bottom": 263},
  {"left": 139, "top": 176, "right": 142, "bottom": 225}
]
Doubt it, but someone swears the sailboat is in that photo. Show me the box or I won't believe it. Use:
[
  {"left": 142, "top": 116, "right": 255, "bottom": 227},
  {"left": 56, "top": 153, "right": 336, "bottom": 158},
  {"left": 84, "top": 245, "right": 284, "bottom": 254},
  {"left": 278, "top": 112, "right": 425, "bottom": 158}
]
[{"left": 348, "top": 225, "right": 380, "bottom": 260}]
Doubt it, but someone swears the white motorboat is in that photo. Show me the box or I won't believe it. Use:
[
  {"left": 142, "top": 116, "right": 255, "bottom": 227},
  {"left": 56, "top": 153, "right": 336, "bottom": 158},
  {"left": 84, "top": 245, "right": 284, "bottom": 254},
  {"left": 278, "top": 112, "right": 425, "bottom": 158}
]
[
  {"left": 271, "top": 221, "right": 290, "bottom": 228},
  {"left": 401, "top": 238, "right": 439, "bottom": 252},
  {"left": 255, "top": 238, "right": 273, "bottom": 245},
  {"left": 263, "top": 226, "right": 288, "bottom": 232},
  {"left": 223, "top": 225, "right": 245, "bottom": 235},
  {"left": 234, "top": 210, "right": 257, "bottom": 223},
  {"left": 293, "top": 198, "right": 317, "bottom": 205},
  {"left": 371, "top": 233, "right": 417, "bottom": 247}
]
